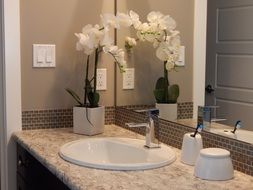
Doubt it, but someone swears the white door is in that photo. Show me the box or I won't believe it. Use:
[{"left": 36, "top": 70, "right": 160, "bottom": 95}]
[{"left": 205, "top": 0, "right": 253, "bottom": 130}]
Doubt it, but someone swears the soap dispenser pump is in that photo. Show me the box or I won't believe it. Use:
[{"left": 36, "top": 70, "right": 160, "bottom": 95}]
[{"left": 181, "top": 125, "right": 203, "bottom": 166}]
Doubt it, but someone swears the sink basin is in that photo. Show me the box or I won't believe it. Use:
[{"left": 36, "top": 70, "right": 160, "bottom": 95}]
[{"left": 59, "top": 138, "right": 176, "bottom": 171}]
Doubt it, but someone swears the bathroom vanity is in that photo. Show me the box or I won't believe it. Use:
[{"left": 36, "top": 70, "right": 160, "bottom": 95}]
[
  {"left": 17, "top": 144, "right": 70, "bottom": 190},
  {"left": 14, "top": 125, "right": 253, "bottom": 190}
]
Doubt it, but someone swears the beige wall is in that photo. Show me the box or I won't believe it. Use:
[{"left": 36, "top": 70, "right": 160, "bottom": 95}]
[
  {"left": 21, "top": 0, "right": 115, "bottom": 110},
  {"left": 116, "top": 0, "right": 194, "bottom": 106}
]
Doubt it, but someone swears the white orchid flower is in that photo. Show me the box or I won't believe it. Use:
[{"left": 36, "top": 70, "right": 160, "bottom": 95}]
[
  {"left": 136, "top": 22, "right": 162, "bottom": 43},
  {"left": 75, "top": 24, "right": 106, "bottom": 55},
  {"left": 117, "top": 12, "right": 132, "bottom": 28},
  {"left": 125, "top": 37, "right": 137, "bottom": 47},
  {"left": 87, "top": 26, "right": 103, "bottom": 49},
  {"left": 75, "top": 33, "right": 88, "bottom": 50},
  {"left": 75, "top": 33, "right": 94, "bottom": 55},
  {"left": 170, "top": 30, "right": 180, "bottom": 37},
  {"left": 103, "top": 45, "right": 117, "bottom": 54},
  {"left": 100, "top": 29, "right": 113, "bottom": 46},
  {"left": 160, "top": 15, "right": 176, "bottom": 31},
  {"left": 166, "top": 61, "right": 175, "bottom": 71},
  {"left": 101, "top": 13, "right": 119, "bottom": 29},
  {"left": 147, "top": 11, "right": 176, "bottom": 31},
  {"left": 156, "top": 42, "right": 169, "bottom": 61},
  {"left": 139, "top": 22, "right": 150, "bottom": 32},
  {"left": 170, "top": 35, "right": 181, "bottom": 47},
  {"left": 147, "top": 11, "right": 164, "bottom": 23},
  {"left": 82, "top": 24, "right": 93, "bottom": 34},
  {"left": 129, "top": 10, "right": 142, "bottom": 29},
  {"left": 103, "top": 45, "right": 127, "bottom": 73},
  {"left": 153, "top": 40, "right": 160, "bottom": 48},
  {"left": 156, "top": 41, "right": 180, "bottom": 63}
]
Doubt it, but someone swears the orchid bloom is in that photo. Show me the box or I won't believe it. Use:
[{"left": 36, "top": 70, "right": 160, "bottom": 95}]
[
  {"left": 123, "top": 10, "right": 181, "bottom": 71},
  {"left": 103, "top": 45, "right": 126, "bottom": 73}
]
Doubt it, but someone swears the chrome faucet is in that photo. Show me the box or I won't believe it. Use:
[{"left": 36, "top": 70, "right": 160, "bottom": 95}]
[
  {"left": 198, "top": 106, "right": 226, "bottom": 130},
  {"left": 125, "top": 109, "right": 160, "bottom": 149}
]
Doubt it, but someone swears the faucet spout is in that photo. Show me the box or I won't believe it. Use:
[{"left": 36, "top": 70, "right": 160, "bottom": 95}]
[
  {"left": 125, "top": 109, "right": 160, "bottom": 149},
  {"left": 125, "top": 123, "right": 149, "bottom": 128}
]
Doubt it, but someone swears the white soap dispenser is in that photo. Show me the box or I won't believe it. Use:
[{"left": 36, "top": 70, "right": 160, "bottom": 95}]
[{"left": 181, "top": 125, "right": 203, "bottom": 166}]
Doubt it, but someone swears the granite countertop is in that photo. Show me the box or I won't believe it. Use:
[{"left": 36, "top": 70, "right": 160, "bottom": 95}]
[{"left": 13, "top": 125, "right": 253, "bottom": 190}]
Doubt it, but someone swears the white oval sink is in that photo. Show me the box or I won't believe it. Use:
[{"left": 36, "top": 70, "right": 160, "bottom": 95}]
[{"left": 59, "top": 138, "right": 176, "bottom": 171}]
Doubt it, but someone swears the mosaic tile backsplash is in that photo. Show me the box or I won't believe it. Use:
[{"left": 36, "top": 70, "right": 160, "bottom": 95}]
[
  {"left": 22, "top": 106, "right": 115, "bottom": 130},
  {"left": 115, "top": 107, "right": 253, "bottom": 176},
  {"left": 22, "top": 102, "right": 193, "bottom": 130},
  {"left": 121, "top": 102, "right": 193, "bottom": 119},
  {"left": 22, "top": 109, "right": 73, "bottom": 130}
]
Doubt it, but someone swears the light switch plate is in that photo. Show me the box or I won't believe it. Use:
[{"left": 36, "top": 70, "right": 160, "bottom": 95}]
[
  {"left": 175, "top": 46, "right": 185, "bottom": 67},
  {"left": 33, "top": 44, "right": 56, "bottom": 68},
  {"left": 96, "top": 68, "right": 107, "bottom": 91},
  {"left": 123, "top": 68, "right": 135, "bottom": 90}
]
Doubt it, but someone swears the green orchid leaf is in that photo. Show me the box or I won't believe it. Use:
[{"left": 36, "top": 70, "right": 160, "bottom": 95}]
[
  {"left": 153, "top": 89, "right": 166, "bottom": 103},
  {"left": 65, "top": 88, "right": 83, "bottom": 106},
  {"left": 168, "top": 84, "right": 179, "bottom": 103},
  {"left": 155, "top": 77, "right": 167, "bottom": 89},
  {"left": 87, "top": 92, "right": 100, "bottom": 107}
]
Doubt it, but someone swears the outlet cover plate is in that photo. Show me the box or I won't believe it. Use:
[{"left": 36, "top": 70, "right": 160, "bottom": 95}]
[
  {"left": 175, "top": 46, "right": 185, "bottom": 67},
  {"left": 123, "top": 68, "right": 135, "bottom": 90},
  {"left": 96, "top": 68, "right": 107, "bottom": 91}
]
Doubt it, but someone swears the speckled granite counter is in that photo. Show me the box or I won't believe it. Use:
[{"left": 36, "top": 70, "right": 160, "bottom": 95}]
[{"left": 13, "top": 125, "right": 253, "bottom": 190}]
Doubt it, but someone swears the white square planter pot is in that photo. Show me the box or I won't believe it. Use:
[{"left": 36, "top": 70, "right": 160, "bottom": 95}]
[
  {"left": 73, "top": 106, "right": 105, "bottom": 136},
  {"left": 156, "top": 103, "right": 177, "bottom": 121}
]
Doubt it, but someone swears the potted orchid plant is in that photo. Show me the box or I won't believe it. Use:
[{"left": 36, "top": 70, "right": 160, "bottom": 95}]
[
  {"left": 66, "top": 12, "right": 133, "bottom": 135},
  {"left": 124, "top": 11, "right": 181, "bottom": 121}
]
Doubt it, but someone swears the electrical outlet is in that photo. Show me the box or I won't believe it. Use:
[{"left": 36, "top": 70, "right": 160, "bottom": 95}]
[
  {"left": 123, "top": 68, "right": 135, "bottom": 90},
  {"left": 96, "top": 68, "right": 107, "bottom": 90},
  {"left": 175, "top": 46, "right": 185, "bottom": 67}
]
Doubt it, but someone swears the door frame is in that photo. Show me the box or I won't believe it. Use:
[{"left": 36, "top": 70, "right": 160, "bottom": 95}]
[
  {"left": 0, "top": 0, "right": 5, "bottom": 188},
  {"left": 1, "top": 0, "right": 22, "bottom": 190},
  {"left": 193, "top": 0, "right": 208, "bottom": 117}
]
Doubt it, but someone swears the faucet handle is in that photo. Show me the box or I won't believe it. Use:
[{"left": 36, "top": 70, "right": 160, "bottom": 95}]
[
  {"left": 125, "top": 122, "right": 149, "bottom": 128},
  {"left": 211, "top": 118, "right": 226, "bottom": 122},
  {"left": 147, "top": 108, "right": 159, "bottom": 116},
  {"left": 135, "top": 108, "right": 159, "bottom": 118}
]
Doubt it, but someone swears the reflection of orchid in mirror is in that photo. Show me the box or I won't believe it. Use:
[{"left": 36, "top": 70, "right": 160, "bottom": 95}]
[
  {"left": 121, "top": 10, "right": 181, "bottom": 104},
  {"left": 124, "top": 11, "right": 181, "bottom": 72}
]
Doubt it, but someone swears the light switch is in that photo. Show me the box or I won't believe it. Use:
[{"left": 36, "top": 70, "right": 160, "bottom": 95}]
[
  {"left": 37, "top": 49, "right": 45, "bottom": 63},
  {"left": 46, "top": 48, "right": 53, "bottom": 63},
  {"left": 33, "top": 44, "right": 56, "bottom": 68},
  {"left": 123, "top": 68, "right": 135, "bottom": 90},
  {"left": 176, "top": 46, "right": 185, "bottom": 67}
]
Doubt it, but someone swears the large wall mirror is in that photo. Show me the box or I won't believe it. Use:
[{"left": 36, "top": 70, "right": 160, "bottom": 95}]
[{"left": 115, "top": 0, "right": 253, "bottom": 145}]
